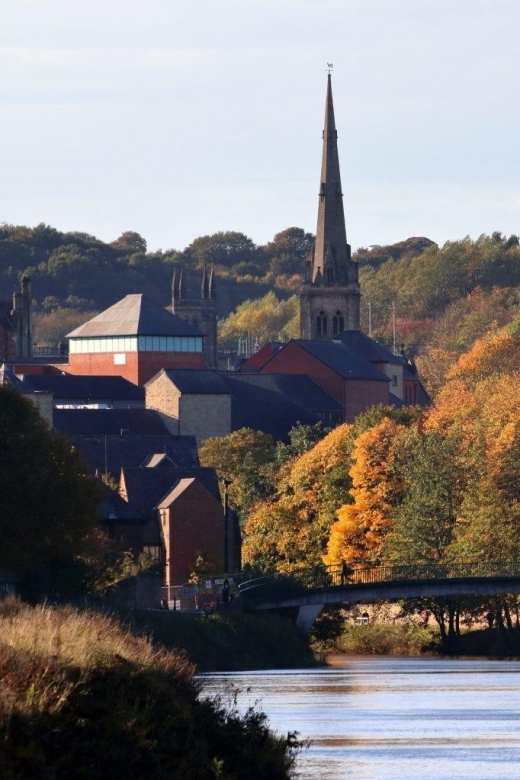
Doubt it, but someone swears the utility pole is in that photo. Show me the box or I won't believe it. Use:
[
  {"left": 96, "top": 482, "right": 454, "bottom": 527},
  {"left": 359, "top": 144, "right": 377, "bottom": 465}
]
[{"left": 222, "top": 478, "right": 231, "bottom": 574}]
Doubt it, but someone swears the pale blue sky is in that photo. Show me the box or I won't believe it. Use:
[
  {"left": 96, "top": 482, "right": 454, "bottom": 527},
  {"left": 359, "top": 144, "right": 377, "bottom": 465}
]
[{"left": 1, "top": 0, "right": 519, "bottom": 252}]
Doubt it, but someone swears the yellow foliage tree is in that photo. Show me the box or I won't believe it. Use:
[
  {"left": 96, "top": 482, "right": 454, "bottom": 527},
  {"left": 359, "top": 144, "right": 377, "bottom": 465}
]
[{"left": 325, "top": 418, "right": 408, "bottom": 566}]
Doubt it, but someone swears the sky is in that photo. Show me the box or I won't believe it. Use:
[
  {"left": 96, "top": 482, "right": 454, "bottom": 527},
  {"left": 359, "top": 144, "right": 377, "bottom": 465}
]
[{"left": 2, "top": 0, "right": 520, "bottom": 254}]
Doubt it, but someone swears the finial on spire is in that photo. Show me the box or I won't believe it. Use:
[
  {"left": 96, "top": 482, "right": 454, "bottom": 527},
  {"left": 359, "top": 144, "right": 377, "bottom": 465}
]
[{"left": 326, "top": 62, "right": 334, "bottom": 74}]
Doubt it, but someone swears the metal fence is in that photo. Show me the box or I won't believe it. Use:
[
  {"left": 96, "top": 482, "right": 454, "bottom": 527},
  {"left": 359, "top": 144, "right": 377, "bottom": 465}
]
[{"left": 238, "top": 558, "right": 520, "bottom": 604}]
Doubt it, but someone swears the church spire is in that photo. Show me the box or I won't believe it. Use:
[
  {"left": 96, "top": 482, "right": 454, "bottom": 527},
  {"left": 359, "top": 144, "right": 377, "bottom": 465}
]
[
  {"left": 312, "top": 73, "right": 353, "bottom": 284},
  {"left": 300, "top": 72, "right": 360, "bottom": 338}
]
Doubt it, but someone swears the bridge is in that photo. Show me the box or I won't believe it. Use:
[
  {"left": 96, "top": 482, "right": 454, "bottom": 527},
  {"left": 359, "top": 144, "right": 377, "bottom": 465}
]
[{"left": 238, "top": 560, "right": 520, "bottom": 633}]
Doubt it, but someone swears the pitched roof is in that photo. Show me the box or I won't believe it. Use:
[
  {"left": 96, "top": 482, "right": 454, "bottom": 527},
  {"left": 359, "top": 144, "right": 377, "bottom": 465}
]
[
  {"left": 336, "top": 330, "right": 405, "bottom": 364},
  {"left": 289, "top": 340, "right": 390, "bottom": 381},
  {"left": 156, "top": 477, "right": 221, "bottom": 510},
  {"left": 20, "top": 374, "right": 144, "bottom": 401},
  {"left": 53, "top": 409, "right": 167, "bottom": 437},
  {"left": 98, "top": 483, "right": 145, "bottom": 521},
  {"left": 67, "top": 294, "right": 203, "bottom": 339},
  {"left": 69, "top": 433, "right": 199, "bottom": 476},
  {"left": 153, "top": 368, "right": 230, "bottom": 394},
  {"left": 223, "top": 372, "right": 342, "bottom": 412},
  {"left": 221, "top": 373, "right": 320, "bottom": 441},
  {"left": 120, "top": 466, "right": 221, "bottom": 545}
]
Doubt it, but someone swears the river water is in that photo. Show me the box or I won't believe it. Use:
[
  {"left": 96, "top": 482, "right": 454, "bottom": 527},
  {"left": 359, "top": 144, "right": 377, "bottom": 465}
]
[{"left": 202, "top": 656, "right": 520, "bottom": 779}]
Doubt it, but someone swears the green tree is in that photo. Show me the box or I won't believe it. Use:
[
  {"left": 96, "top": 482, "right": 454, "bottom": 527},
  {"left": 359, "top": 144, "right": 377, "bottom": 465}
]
[
  {"left": 0, "top": 386, "right": 106, "bottom": 593},
  {"left": 198, "top": 428, "right": 276, "bottom": 517}
]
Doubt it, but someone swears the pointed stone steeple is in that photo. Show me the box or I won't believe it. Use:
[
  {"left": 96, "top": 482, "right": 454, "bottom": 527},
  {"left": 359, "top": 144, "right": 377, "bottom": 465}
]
[
  {"left": 312, "top": 73, "right": 352, "bottom": 284},
  {"left": 300, "top": 73, "right": 360, "bottom": 339}
]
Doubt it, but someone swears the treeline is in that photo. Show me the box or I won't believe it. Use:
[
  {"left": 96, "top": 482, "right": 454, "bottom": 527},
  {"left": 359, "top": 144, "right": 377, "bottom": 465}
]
[
  {"left": 202, "top": 318, "right": 520, "bottom": 641},
  {"left": 3, "top": 223, "right": 520, "bottom": 378},
  {"left": 0, "top": 223, "right": 313, "bottom": 345}
]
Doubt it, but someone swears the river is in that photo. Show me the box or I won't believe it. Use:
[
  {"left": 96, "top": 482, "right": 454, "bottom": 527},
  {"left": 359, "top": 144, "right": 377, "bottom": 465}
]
[{"left": 202, "top": 656, "right": 520, "bottom": 779}]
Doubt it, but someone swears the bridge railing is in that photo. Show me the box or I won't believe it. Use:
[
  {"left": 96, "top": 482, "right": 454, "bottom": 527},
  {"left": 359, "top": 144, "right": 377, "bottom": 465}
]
[{"left": 238, "top": 558, "right": 520, "bottom": 604}]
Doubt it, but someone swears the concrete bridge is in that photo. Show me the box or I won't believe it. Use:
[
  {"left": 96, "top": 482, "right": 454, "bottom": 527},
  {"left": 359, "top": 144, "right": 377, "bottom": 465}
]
[{"left": 238, "top": 560, "right": 520, "bottom": 633}]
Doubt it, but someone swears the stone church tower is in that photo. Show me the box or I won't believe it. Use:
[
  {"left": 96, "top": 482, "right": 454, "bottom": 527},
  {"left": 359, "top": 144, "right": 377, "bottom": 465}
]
[
  {"left": 172, "top": 266, "right": 218, "bottom": 369},
  {"left": 0, "top": 275, "right": 33, "bottom": 361},
  {"left": 300, "top": 74, "right": 360, "bottom": 339}
]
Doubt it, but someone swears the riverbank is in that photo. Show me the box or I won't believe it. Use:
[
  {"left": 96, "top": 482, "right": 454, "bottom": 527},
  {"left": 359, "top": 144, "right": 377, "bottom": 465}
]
[
  {"left": 128, "top": 608, "right": 318, "bottom": 671},
  {"left": 321, "top": 621, "right": 520, "bottom": 659},
  {"left": 0, "top": 599, "right": 297, "bottom": 779}
]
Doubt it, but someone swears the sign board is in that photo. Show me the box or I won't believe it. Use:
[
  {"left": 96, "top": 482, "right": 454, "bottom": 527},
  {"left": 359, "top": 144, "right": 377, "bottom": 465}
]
[{"left": 182, "top": 583, "right": 198, "bottom": 596}]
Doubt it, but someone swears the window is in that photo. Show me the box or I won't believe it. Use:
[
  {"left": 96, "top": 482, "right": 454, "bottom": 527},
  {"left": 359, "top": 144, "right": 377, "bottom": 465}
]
[
  {"left": 332, "top": 311, "right": 344, "bottom": 335},
  {"left": 316, "top": 311, "right": 328, "bottom": 338},
  {"left": 142, "top": 546, "right": 163, "bottom": 564},
  {"left": 326, "top": 266, "right": 334, "bottom": 283}
]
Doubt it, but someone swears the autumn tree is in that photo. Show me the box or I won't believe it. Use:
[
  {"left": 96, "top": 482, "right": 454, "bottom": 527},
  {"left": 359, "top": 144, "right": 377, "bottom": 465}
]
[
  {"left": 242, "top": 424, "right": 356, "bottom": 574},
  {"left": 218, "top": 292, "right": 299, "bottom": 350},
  {"left": 324, "top": 418, "right": 408, "bottom": 566}
]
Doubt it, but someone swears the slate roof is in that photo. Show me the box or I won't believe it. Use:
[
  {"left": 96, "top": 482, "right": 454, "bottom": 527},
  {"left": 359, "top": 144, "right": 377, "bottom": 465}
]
[
  {"left": 53, "top": 409, "right": 168, "bottom": 437},
  {"left": 223, "top": 373, "right": 342, "bottom": 413},
  {"left": 67, "top": 294, "right": 203, "bottom": 339},
  {"left": 289, "top": 340, "right": 390, "bottom": 382},
  {"left": 156, "top": 477, "right": 220, "bottom": 510},
  {"left": 0, "top": 364, "right": 24, "bottom": 389},
  {"left": 98, "top": 483, "right": 145, "bottom": 522},
  {"left": 152, "top": 369, "right": 230, "bottom": 394},
  {"left": 336, "top": 330, "right": 405, "bottom": 364},
  {"left": 69, "top": 433, "right": 199, "bottom": 477},
  {"left": 20, "top": 374, "right": 144, "bottom": 402},
  {"left": 221, "top": 373, "right": 321, "bottom": 441},
  {"left": 121, "top": 466, "right": 220, "bottom": 544}
]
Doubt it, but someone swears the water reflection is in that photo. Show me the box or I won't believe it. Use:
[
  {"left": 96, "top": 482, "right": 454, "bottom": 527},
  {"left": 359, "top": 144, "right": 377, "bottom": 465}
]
[{"left": 202, "top": 657, "right": 520, "bottom": 780}]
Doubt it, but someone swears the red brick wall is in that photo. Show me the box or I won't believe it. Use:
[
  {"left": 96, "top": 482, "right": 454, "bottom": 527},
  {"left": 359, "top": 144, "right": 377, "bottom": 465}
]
[
  {"left": 67, "top": 351, "right": 204, "bottom": 385},
  {"left": 260, "top": 341, "right": 390, "bottom": 421},
  {"left": 343, "top": 379, "right": 389, "bottom": 422},
  {"left": 165, "top": 481, "right": 228, "bottom": 585},
  {"left": 261, "top": 342, "right": 345, "bottom": 402}
]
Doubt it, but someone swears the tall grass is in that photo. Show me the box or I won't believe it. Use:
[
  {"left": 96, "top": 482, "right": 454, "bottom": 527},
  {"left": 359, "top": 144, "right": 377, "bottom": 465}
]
[{"left": 0, "top": 598, "right": 296, "bottom": 779}]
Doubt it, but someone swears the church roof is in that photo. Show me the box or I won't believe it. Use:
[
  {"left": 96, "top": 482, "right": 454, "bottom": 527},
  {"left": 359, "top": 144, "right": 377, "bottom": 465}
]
[{"left": 67, "top": 294, "right": 203, "bottom": 339}]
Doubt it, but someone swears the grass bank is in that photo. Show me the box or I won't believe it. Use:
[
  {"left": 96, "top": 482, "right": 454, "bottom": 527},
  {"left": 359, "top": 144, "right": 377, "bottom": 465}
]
[
  {"left": 0, "top": 598, "right": 298, "bottom": 779},
  {"left": 128, "top": 608, "right": 318, "bottom": 672},
  {"left": 322, "top": 622, "right": 440, "bottom": 657}
]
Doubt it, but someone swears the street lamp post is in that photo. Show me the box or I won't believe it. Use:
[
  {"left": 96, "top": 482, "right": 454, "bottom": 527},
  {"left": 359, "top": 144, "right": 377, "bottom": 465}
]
[{"left": 222, "top": 478, "right": 231, "bottom": 574}]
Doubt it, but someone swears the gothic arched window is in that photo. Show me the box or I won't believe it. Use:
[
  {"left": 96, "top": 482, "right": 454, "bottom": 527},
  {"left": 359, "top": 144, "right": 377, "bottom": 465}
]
[
  {"left": 332, "top": 311, "right": 344, "bottom": 335},
  {"left": 325, "top": 266, "right": 334, "bottom": 283},
  {"left": 316, "top": 311, "right": 328, "bottom": 338}
]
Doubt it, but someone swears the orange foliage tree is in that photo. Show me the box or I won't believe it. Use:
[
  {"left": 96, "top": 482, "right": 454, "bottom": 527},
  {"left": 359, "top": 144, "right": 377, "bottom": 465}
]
[{"left": 324, "top": 418, "right": 408, "bottom": 566}]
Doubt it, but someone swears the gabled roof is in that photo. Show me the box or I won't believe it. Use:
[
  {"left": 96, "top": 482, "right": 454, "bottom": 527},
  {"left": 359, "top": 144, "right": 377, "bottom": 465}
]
[
  {"left": 156, "top": 477, "right": 221, "bottom": 510},
  {"left": 67, "top": 294, "right": 203, "bottom": 339},
  {"left": 53, "top": 409, "right": 167, "bottom": 437},
  {"left": 141, "top": 453, "right": 178, "bottom": 468},
  {"left": 0, "top": 364, "right": 24, "bottom": 389},
  {"left": 121, "top": 466, "right": 220, "bottom": 513},
  {"left": 288, "top": 340, "right": 390, "bottom": 382},
  {"left": 69, "top": 433, "right": 199, "bottom": 476},
  {"left": 20, "top": 374, "right": 144, "bottom": 401},
  {"left": 98, "top": 483, "right": 145, "bottom": 522},
  {"left": 152, "top": 368, "right": 230, "bottom": 394},
  {"left": 336, "top": 330, "right": 405, "bottom": 365},
  {"left": 238, "top": 342, "right": 284, "bottom": 372}
]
